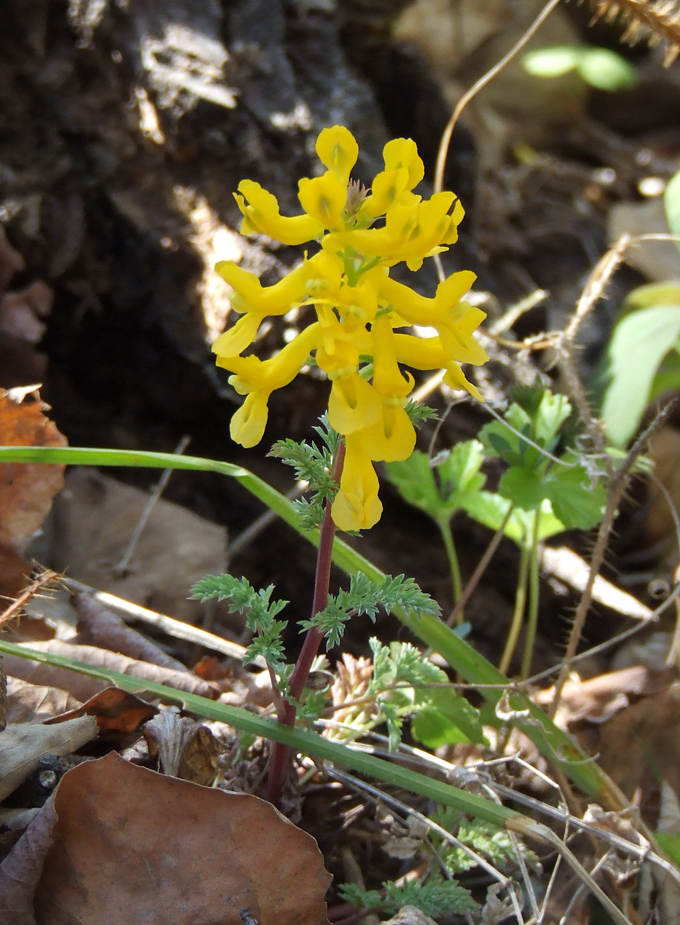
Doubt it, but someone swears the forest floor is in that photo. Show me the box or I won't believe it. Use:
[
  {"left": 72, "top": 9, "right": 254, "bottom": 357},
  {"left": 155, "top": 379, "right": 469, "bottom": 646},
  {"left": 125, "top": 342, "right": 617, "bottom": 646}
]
[{"left": 2, "top": 1, "right": 680, "bottom": 923}]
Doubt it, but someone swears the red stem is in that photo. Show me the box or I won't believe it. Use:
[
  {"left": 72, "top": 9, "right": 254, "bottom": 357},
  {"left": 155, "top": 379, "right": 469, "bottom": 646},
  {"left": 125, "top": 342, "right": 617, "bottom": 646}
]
[{"left": 265, "top": 439, "right": 346, "bottom": 805}]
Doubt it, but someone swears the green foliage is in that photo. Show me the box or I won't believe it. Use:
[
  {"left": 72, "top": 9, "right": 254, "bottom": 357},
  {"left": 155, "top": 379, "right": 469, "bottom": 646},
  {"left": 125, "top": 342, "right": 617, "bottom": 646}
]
[
  {"left": 191, "top": 574, "right": 289, "bottom": 672},
  {"left": 300, "top": 574, "right": 440, "bottom": 649},
  {"left": 522, "top": 44, "right": 636, "bottom": 91},
  {"left": 388, "top": 388, "right": 607, "bottom": 543},
  {"left": 367, "top": 638, "right": 485, "bottom": 750},
  {"left": 268, "top": 414, "right": 340, "bottom": 529},
  {"left": 664, "top": 168, "right": 680, "bottom": 248},
  {"left": 338, "top": 874, "right": 478, "bottom": 918},
  {"left": 404, "top": 399, "right": 439, "bottom": 426},
  {"left": 595, "top": 174, "right": 680, "bottom": 447},
  {"left": 595, "top": 289, "right": 680, "bottom": 447},
  {"left": 386, "top": 440, "right": 485, "bottom": 526},
  {"left": 411, "top": 687, "right": 487, "bottom": 748},
  {"left": 431, "top": 807, "right": 539, "bottom": 874},
  {"left": 479, "top": 388, "right": 607, "bottom": 532}
]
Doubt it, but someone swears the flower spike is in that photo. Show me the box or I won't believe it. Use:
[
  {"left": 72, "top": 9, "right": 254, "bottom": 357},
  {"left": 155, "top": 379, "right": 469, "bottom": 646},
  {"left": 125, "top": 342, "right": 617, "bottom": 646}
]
[{"left": 214, "top": 126, "right": 489, "bottom": 530}]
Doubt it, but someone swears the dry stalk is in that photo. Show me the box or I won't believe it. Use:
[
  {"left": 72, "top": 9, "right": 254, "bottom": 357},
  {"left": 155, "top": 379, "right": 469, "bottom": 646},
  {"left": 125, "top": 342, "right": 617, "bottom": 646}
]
[
  {"left": 549, "top": 401, "right": 676, "bottom": 719},
  {"left": 554, "top": 235, "right": 631, "bottom": 458},
  {"left": 581, "top": 0, "right": 680, "bottom": 64},
  {"left": 434, "top": 0, "right": 564, "bottom": 197},
  {"left": 0, "top": 568, "right": 60, "bottom": 631}
]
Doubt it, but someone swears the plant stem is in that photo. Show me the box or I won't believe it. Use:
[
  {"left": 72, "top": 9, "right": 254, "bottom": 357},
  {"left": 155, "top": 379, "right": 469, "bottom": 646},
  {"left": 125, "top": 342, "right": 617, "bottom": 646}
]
[
  {"left": 520, "top": 510, "right": 542, "bottom": 681},
  {"left": 265, "top": 439, "right": 345, "bottom": 805},
  {"left": 438, "top": 518, "right": 463, "bottom": 620},
  {"left": 499, "top": 539, "right": 530, "bottom": 676},
  {"left": 445, "top": 505, "right": 513, "bottom": 627}
]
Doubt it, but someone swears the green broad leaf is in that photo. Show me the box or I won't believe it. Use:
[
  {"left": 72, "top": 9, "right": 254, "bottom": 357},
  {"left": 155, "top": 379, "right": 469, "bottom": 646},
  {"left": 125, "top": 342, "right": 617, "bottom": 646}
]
[
  {"left": 385, "top": 451, "right": 439, "bottom": 515},
  {"left": 544, "top": 465, "right": 606, "bottom": 530},
  {"left": 385, "top": 441, "right": 486, "bottom": 524},
  {"left": 577, "top": 48, "right": 636, "bottom": 91},
  {"left": 498, "top": 467, "right": 546, "bottom": 510},
  {"left": 665, "top": 169, "right": 680, "bottom": 253},
  {"left": 533, "top": 390, "right": 571, "bottom": 449},
  {"left": 650, "top": 346, "right": 680, "bottom": 400},
  {"left": 598, "top": 304, "right": 680, "bottom": 446},
  {"left": 618, "top": 282, "right": 680, "bottom": 316},
  {"left": 432, "top": 440, "right": 485, "bottom": 511},
  {"left": 462, "top": 491, "right": 565, "bottom": 546},
  {"left": 522, "top": 45, "right": 582, "bottom": 78},
  {"left": 411, "top": 688, "right": 487, "bottom": 748}
]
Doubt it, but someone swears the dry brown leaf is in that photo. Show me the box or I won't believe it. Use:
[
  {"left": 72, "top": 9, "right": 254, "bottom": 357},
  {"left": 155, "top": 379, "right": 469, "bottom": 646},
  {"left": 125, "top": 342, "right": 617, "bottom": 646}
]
[
  {"left": 534, "top": 666, "right": 675, "bottom": 726},
  {"left": 6, "top": 676, "right": 79, "bottom": 725},
  {"left": 2, "top": 640, "right": 219, "bottom": 701},
  {"left": 0, "top": 388, "right": 66, "bottom": 552},
  {"left": 0, "top": 797, "right": 58, "bottom": 925},
  {"left": 45, "top": 687, "right": 157, "bottom": 734},
  {"left": 34, "top": 752, "right": 332, "bottom": 925},
  {"left": 50, "top": 469, "right": 227, "bottom": 623},
  {"left": 143, "top": 710, "right": 218, "bottom": 785},
  {"left": 73, "top": 592, "right": 187, "bottom": 672},
  {"left": 0, "top": 715, "right": 98, "bottom": 802}
]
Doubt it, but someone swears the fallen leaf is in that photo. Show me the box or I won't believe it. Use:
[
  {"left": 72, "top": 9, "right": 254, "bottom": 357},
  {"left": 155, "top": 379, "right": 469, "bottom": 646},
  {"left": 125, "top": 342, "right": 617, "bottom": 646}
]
[
  {"left": 35, "top": 753, "right": 332, "bottom": 925},
  {"left": 73, "top": 592, "right": 187, "bottom": 672},
  {"left": 45, "top": 687, "right": 157, "bottom": 734},
  {"left": 143, "top": 709, "right": 218, "bottom": 785},
  {"left": 0, "top": 715, "right": 98, "bottom": 802},
  {"left": 0, "top": 388, "right": 66, "bottom": 552},
  {"left": 49, "top": 469, "right": 227, "bottom": 623},
  {"left": 6, "top": 677, "right": 79, "bottom": 724},
  {"left": 2, "top": 639, "right": 219, "bottom": 701},
  {"left": 0, "top": 546, "right": 34, "bottom": 603},
  {"left": 0, "top": 797, "right": 58, "bottom": 925},
  {"left": 384, "top": 907, "right": 438, "bottom": 925},
  {"left": 534, "top": 666, "right": 675, "bottom": 726}
]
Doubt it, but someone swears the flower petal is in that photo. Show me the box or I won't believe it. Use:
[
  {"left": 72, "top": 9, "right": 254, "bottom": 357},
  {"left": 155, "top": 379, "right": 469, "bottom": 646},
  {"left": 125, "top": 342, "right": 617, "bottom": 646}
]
[
  {"left": 316, "top": 126, "right": 359, "bottom": 182},
  {"left": 328, "top": 373, "right": 382, "bottom": 435},
  {"left": 298, "top": 171, "right": 347, "bottom": 229},
  {"left": 331, "top": 434, "right": 383, "bottom": 531},
  {"left": 235, "top": 180, "right": 323, "bottom": 245}
]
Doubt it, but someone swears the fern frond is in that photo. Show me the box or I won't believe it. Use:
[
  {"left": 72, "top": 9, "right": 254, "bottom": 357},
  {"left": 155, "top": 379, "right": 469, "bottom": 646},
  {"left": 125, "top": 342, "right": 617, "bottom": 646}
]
[{"left": 581, "top": 0, "right": 680, "bottom": 64}]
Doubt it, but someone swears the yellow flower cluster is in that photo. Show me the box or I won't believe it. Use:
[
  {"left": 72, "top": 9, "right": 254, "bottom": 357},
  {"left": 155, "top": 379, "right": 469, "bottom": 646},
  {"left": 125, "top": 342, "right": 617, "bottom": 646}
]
[{"left": 213, "top": 126, "right": 488, "bottom": 531}]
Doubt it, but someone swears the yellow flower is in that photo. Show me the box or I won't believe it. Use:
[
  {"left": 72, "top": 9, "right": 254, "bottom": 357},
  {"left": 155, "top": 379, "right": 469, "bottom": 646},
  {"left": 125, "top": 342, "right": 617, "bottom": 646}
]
[
  {"left": 380, "top": 271, "right": 489, "bottom": 372},
  {"left": 235, "top": 180, "right": 323, "bottom": 245},
  {"left": 214, "top": 125, "right": 489, "bottom": 530},
  {"left": 219, "top": 323, "right": 321, "bottom": 446},
  {"left": 315, "top": 126, "right": 359, "bottom": 183},
  {"left": 358, "top": 137, "right": 424, "bottom": 221},
  {"left": 214, "top": 258, "right": 319, "bottom": 357},
  {"left": 331, "top": 432, "right": 383, "bottom": 531},
  {"left": 358, "top": 314, "right": 416, "bottom": 462},
  {"left": 325, "top": 193, "right": 465, "bottom": 271}
]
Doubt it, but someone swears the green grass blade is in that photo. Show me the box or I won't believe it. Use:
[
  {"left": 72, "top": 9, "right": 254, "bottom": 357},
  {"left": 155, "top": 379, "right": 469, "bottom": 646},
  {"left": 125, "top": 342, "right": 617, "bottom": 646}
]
[
  {"left": 0, "top": 639, "right": 515, "bottom": 828},
  {"left": 0, "top": 445, "right": 607, "bottom": 797}
]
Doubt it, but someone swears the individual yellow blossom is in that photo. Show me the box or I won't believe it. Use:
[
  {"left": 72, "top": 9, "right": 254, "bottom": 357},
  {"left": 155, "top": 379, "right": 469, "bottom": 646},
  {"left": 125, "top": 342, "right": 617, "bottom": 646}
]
[
  {"left": 214, "top": 125, "right": 489, "bottom": 531},
  {"left": 358, "top": 137, "right": 424, "bottom": 221},
  {"left": 315, "top": 125, "right": 359, "bottom": 182},
  {"left": 357, "top": 313, "right": 416, "bottom": 463},
  {"left": 324, "top": 193, "right": 465, "bottom": 271},
  {"left": 235, "top": 180, "right": 323, "bottom": 245},
  {"left": 213, "top": 258, "right": 321, "bottom": 357},
  {"left": 331, "top": 432, "right": 382, "bottom": 532},
  {"left": 221, "top": 323, "right": 321, "bottom": 447}
]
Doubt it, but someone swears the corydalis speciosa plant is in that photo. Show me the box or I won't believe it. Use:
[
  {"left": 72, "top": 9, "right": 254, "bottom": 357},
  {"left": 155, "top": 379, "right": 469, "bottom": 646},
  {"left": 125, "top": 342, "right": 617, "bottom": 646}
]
[{"left": 213, "top": 126, "right": 488, "bottom": 531}]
